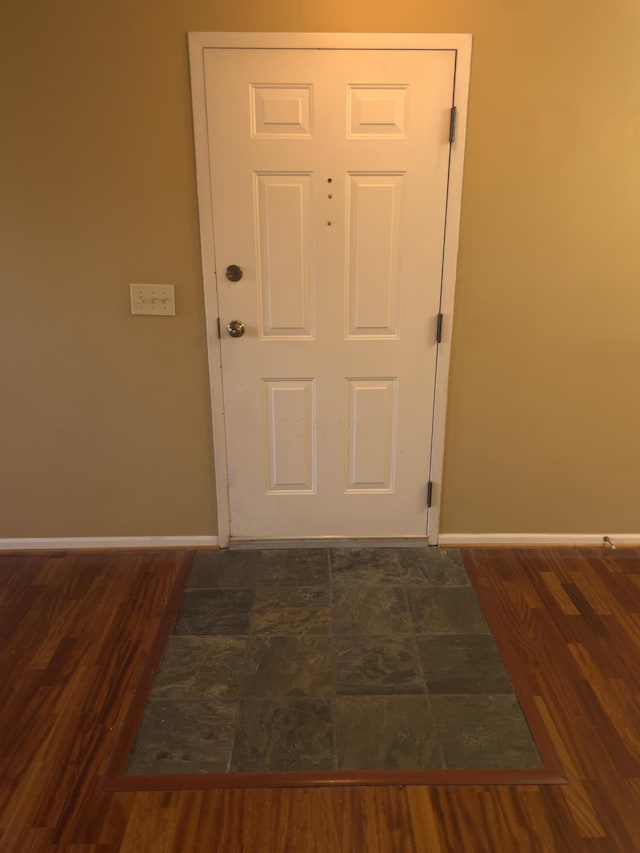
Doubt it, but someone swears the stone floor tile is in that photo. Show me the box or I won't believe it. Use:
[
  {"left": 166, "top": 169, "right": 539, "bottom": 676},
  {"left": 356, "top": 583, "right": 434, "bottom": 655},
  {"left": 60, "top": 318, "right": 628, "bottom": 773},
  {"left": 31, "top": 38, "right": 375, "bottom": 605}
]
[
  {"left": 258, "top": 550, "right": 331, "bottom": 587},
  {"left": 244, "top": 635, "right": 334, "bottom": 697},
  {"left": 335, "top": 695, "right": 443, "bottom": 770},
  {"left": 174, "top": 589, "right": 254, "bottom": 636},
  {"left": 409, "top": 587, "right": 491, "bottom": 635},
  {"left": 334, "top": 635, "right": 424, "bottom": 695},
  {"left": 430, "top": 694, "right": 543, "bottom": 769},
  {"left": 417, "top": 634, "right": 514, "bottom": 694},
  {"left": 332, "top": 586, "right": 412, "bottom": 635},
  {"left": 187, "top": 550, "right": 266, "bottom": 590},
  {"left": 397, "top": 548, "right": 471, "bottom": 586},
  {"left": 127, "top": 698, "right": 236, "bottom": 775},
  {"left": 330, "top": 548, "right": 424, "bottom": 586},
  {"left": 251, "top": 586, "right": 331, "bottom": 635},
  {"left": 231, "top": 698, "right": 335, "bottom": 772},
  {"left": 150, "top": 636, "right": 248, "bottom": 700}
]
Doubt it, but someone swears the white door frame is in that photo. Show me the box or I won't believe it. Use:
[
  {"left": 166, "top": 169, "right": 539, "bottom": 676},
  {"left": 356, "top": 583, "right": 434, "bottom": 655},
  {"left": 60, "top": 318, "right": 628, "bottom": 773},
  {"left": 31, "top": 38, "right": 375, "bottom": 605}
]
[{"left": 188, "top": 31, "right": 472, "bottom": 548}]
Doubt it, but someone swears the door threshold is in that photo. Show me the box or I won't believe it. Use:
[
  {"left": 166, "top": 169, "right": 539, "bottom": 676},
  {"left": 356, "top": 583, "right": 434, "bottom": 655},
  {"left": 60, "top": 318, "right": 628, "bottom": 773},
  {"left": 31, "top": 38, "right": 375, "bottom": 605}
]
[{"left": 229, "top": 536, "right": 433, "bottom": 550}]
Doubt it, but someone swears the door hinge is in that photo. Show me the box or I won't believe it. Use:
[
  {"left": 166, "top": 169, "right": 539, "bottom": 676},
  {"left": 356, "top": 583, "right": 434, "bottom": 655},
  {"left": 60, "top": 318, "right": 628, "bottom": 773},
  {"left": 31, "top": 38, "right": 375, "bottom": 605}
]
[
  {"left": 436, "top": 312, "right": 444, "bottom": 344},
  {"left": 449, "top": 106, "right": 457, "bottom": 144},
  {"left": 217, "top": 317, "right": 221, "bottom": 339},
  {"left": 426, "top": 481, "right": 434, "bottom": 508}
]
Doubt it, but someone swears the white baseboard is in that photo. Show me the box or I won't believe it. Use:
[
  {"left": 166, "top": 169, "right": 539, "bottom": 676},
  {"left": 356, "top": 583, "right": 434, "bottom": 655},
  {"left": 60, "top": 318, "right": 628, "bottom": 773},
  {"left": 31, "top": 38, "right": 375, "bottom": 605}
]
[
  {"left": 437, "top": 533, "right": 640, "bottom": 547},
  {"left": 3, "top": 532, "right": 636, "bottom": 551},
  {"left": 0, "top": 535, "right": 219, "bottom": 552}
]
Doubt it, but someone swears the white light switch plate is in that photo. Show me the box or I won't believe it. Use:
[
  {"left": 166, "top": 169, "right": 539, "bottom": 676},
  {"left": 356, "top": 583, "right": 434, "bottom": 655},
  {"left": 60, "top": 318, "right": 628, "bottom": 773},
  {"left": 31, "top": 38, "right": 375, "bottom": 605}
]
[{"left": 130, "top": 283, "right": 175, "bottom": 316}]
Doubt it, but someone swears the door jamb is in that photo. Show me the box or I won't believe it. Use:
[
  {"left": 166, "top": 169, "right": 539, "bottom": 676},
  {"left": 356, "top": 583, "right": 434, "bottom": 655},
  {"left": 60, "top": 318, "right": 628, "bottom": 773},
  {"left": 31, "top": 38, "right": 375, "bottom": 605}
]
[{"left": 188, "top": 31, "right": 472, "bottom": 548}]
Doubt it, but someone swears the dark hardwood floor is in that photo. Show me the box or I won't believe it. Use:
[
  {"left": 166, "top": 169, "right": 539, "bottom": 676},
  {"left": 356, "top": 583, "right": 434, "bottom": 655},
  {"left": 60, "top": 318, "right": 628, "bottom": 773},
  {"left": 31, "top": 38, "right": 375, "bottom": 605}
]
[{"left": 0, "top": 547, "right": 638, "bottom": 852}]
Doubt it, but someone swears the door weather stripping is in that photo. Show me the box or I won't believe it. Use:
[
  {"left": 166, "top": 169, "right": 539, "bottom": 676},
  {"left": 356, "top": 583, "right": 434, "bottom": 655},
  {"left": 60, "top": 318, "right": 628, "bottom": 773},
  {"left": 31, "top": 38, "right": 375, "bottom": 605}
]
[
  {"left": 436, "top": 313, "right": 444, "bottom": 344},
  {"left": 449, "top": 106, "right": 458, "bottom": 144},
  {"left": 216, "top": 317, "right": 221, "bottom": 339},
  {"left": 426, "top": 481, "right": 434, "bottom": 508}
]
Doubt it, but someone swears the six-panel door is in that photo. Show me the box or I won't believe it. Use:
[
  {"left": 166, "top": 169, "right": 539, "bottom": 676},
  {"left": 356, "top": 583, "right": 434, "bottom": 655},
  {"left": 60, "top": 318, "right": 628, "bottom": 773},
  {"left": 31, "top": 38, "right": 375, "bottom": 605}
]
[{"left": 204, "top": 47, "right": 454, "bottom": 538}]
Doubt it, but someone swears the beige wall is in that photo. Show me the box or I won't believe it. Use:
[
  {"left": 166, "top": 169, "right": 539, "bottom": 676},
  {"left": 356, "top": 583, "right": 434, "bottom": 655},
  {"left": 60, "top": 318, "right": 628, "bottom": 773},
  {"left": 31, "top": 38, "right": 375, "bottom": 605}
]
[{"left": 1, "top": 0, "right": 639, "bottom": 538}]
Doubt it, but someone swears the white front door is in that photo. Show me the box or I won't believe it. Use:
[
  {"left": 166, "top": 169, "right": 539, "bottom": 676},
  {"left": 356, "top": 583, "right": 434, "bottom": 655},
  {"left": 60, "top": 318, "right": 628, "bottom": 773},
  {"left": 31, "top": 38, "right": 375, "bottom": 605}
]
[{"left": 198, "top": 42, "right": 462, "bottom": 541}]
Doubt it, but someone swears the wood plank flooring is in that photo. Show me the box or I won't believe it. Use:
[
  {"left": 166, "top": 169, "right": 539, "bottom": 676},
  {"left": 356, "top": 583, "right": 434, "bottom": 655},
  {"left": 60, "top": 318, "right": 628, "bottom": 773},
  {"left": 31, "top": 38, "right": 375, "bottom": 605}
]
[{"left": 0, "top": 547, "right": 638, "bottom": 852}]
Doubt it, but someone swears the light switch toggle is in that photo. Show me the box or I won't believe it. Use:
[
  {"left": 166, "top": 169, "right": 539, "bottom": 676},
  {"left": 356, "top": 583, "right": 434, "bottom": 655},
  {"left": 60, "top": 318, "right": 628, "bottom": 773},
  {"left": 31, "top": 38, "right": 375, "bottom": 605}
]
[{"left": 130, "top": 284, "right": 175, "bottom": 316}]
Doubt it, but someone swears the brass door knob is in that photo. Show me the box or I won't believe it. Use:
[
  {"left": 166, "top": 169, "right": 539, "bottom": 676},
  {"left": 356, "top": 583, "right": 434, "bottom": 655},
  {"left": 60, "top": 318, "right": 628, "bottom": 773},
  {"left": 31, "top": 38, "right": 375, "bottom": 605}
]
[
  {"left": 225, "top": 264, "right": 243, "bottom": 282},
  {"left": 227, "top": 320, "right": 245, "bottom": 338}
]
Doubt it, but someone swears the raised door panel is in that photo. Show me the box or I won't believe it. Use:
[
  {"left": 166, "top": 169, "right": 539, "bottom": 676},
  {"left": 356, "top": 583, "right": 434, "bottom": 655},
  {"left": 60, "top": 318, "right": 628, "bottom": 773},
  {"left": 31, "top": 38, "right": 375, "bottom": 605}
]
[{"left": 254, "top": 173, "right": 315, "bottom": 338}]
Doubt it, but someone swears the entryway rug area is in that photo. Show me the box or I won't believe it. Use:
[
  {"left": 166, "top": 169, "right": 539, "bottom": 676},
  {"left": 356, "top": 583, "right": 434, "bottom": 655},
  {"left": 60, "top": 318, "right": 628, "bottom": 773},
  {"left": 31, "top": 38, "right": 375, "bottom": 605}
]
[{"left": 104, "top": 548, "right": 564, "bottom": 790}]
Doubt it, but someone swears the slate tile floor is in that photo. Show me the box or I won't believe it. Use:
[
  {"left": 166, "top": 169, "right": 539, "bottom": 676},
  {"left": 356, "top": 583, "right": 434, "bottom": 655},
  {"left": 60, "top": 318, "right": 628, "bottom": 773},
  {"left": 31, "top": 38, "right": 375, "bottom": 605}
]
[{"left": 127, "top": 548, "right": 542, "bottom": 775}]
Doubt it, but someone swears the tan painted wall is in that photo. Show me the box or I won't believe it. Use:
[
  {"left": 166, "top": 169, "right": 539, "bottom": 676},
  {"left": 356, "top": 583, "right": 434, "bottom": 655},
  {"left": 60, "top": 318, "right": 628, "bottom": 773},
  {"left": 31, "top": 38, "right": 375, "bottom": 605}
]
[{"left": 1, "top": 0, "right": 639, "bottom": 538}]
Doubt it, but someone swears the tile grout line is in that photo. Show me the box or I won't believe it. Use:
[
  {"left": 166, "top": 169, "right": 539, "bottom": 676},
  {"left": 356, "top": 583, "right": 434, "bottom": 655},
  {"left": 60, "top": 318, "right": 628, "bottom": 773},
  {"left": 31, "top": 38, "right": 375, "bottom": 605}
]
[
  {"left": 405, "top": 578, "right": 444, "bottom": 770},
  {"left": 328, "top": 549, "right": 339, "bottom": 771},
  {"left": 227, "top": 585, "right": 256, "bottom": 773}
]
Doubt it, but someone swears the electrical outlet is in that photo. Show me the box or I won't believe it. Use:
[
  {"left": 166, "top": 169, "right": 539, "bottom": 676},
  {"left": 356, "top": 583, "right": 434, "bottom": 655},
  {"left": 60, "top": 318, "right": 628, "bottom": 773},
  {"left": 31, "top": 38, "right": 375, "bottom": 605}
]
[{"left": 130, "top": 284, "right": 175, "bottom": 316}]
